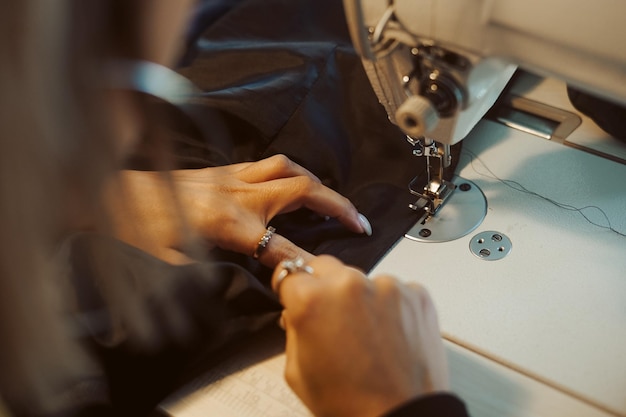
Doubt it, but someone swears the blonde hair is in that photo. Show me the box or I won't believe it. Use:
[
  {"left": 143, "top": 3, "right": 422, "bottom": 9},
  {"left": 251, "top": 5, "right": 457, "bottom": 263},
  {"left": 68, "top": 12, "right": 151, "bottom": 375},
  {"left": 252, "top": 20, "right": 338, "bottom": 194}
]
[{"left": 0, "top": 0, "right": 123, "bottom": 413}]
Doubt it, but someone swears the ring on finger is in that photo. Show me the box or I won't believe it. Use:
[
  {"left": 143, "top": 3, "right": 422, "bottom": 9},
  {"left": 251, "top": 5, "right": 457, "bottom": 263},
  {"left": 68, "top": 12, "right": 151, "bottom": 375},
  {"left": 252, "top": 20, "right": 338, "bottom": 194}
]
[
  {"left": 273, "top": 256, "right": 314, "bottom": 294},
  {"left": 253, "top": 226, "right": 276, "bottom": 259}
]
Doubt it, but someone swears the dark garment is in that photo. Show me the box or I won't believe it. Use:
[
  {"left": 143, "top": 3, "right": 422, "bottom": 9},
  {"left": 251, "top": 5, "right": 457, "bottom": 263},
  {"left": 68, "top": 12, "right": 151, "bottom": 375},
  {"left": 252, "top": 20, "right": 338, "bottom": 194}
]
[
  {"left": 568, "top": 86, "right": 626, "bottom": 141},
  {"left": 64, "top": 233, "right": 281, "bottom": 417},
  {"left": 147, "top": 0, "right": 461, "bottom": 284}
]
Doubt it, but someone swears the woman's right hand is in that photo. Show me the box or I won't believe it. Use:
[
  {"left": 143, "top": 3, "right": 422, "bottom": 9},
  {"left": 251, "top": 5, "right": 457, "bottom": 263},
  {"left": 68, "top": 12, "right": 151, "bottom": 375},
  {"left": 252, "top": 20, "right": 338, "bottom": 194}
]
[{"left": 273, "top": 255, "right": 450, "bottom": 417}]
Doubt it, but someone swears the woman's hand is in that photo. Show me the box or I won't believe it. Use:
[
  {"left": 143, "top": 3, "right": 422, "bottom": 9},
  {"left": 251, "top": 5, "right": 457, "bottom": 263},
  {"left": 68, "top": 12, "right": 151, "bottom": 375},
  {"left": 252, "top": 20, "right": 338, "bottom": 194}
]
[
  {"left": 105, "top": 155, "right": 371, "bottom": 266},
  {"left": 273, "top": 255, "right": 449, "bottom": 417}
]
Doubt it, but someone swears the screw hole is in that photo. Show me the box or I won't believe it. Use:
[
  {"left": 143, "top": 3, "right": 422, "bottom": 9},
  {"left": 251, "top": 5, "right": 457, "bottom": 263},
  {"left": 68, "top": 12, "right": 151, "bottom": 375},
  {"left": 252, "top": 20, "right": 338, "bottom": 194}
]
[
  {"left": 479, "top": 248, "right": 491, "bottom": 257},
  {"left": 478, "top": 238, "right": 485, "bottom": 244},
  {"left": 491, "top": 234, "right": 503, "bottom": 242},
  {"left": 498, "top": 247, "right": 505, "bottom": 252}
]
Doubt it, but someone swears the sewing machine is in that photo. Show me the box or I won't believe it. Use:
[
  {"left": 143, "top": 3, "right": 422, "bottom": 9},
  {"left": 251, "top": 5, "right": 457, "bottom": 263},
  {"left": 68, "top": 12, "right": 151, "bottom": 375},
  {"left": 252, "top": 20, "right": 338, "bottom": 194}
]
[
  {"left": 344, "top": 0, "right": 626, "bottom": 241},
  {"left": 343, "top": 1, "right": 626, "bottom": 416}
]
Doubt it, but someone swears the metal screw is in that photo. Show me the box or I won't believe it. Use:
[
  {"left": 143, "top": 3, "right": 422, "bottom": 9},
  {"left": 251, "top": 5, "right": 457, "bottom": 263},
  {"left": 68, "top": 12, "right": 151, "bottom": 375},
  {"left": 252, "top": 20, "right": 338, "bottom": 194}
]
[
  {"left": 418, "top": 228, "right": 432, "bottom": 238},
  {"left": 411, "top": 140, "right": 425, "bottom": 156},
  {"left": 459, "top": 183, "right": 471, "bottom": 191},
  {"left": 479, "top": 248, "right": 491, "bottom": 257},
  {"left": 491, "top": 234, "right": 503, "bottom": 242}
]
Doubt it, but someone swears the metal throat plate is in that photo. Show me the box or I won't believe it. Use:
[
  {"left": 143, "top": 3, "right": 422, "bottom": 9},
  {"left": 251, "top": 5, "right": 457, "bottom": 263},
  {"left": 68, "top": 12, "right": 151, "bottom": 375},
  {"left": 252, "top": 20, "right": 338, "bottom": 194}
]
[{"left": 405, "top": 176, "right": 487, "bottom": 243}]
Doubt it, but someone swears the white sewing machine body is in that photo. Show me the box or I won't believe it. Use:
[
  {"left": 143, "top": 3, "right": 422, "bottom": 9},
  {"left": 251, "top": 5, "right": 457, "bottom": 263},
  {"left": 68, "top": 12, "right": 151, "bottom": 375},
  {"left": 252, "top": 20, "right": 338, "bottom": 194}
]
[
  {"left": 344, "top": 0, "right": 626, "bottom": 142},
  {"left": 344, "top": 0, "right": 626, "bottom": 228},
  {"left": 345, "top": 1, "right": 626, "bottom": 416}
]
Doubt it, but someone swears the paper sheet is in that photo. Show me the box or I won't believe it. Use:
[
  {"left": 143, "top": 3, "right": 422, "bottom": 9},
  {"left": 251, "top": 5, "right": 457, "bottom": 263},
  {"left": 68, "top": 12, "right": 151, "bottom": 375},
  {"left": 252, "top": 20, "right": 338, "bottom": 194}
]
[{"left": 159, "top": 327, "right": 312, "bottom": 417}]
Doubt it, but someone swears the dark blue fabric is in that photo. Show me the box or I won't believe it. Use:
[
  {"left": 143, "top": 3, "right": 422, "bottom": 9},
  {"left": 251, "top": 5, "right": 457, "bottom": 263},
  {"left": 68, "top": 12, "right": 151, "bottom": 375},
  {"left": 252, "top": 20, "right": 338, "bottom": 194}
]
[{"left": 167, "top": 0, "right": 462, "bottom": 278}]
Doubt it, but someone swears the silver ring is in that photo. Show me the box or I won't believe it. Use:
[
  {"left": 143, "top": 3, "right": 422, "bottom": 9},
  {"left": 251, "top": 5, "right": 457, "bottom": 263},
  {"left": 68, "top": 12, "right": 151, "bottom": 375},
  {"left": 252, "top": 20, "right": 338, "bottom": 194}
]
[
  {"left": 273, "top": 257, "right": 314, "bottom": 294},
  {"left": 253, "top": 226, "right": 276, "bottom": 259}
]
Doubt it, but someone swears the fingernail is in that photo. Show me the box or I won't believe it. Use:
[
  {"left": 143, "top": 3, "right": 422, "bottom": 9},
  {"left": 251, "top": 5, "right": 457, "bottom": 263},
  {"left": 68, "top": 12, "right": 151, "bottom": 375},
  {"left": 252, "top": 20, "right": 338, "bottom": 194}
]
[{"left": 358, "top": 213, "right": 373, "bottom": 236}]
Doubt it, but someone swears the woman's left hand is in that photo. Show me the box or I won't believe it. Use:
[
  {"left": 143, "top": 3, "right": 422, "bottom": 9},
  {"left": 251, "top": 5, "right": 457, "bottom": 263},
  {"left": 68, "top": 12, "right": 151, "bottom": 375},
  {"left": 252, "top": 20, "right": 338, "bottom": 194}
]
[{"left": 104, "top": 154, "right": 371, "bottom": 266}]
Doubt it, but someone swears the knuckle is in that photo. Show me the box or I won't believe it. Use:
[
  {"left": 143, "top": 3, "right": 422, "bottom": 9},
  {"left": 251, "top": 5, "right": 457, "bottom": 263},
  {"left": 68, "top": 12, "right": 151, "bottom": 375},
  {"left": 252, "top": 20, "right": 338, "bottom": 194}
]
[
  {"left": 408, "top": 281, "right": 429, "bottom": 299},
  {"left": 373, "top": 274, "right": 400, "bottom": 296},
  {"left": 312, "top": 254, "right": 339, "bottom": 268},
  {"left": 315, "top": 254, "right": 337, "bottom": 263},
  {"left": 287, "top": 289, "right": 323, "bottom": 326},
  {"left": 299, "top": 289, "right": 323, "bottom": 312},
  {"left": 269, "top": 154, "right": 293, "bottom": 171},
  {"left": 407, "top": 282, "right": 435, "bottom": 308},
  {"left": 336, "top": 270, "right": 369, "bottom": 297},
  {"left": 292, "top": 175, "right": 316, "bottom": 194},
  {"left": 277, "top": 242, "right": 301, "bottom": 261}
]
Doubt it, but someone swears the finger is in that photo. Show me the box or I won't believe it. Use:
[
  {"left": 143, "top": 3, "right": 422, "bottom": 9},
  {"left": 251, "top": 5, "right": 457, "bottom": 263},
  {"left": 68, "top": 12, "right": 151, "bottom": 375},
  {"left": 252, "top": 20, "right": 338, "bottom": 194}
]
[
  {"left": 256, "top": 232, "right": 315, "bottom": 269},
  {"left": 156, "top": 247, "right": 195, "bottom": 265},
  {"left": 262, "top": 177, "right": 372, "bottom": 236},
  {"left": 303, "top": 255, "right": 368, "bottom": 283},
  {"left": 282, "top": 311, "right": 305, "bottom": 394},
  {"left": 402, "top": 283, "right": 449, "bottom": 387},
  {"left": 203, "top": 161, "right": 253, "bottom": 176},
  {"left": 172, "top": 162, "right": 254, "bottom": 180},
  {"left": 275, "top": 255, "right": 371, "bottom": 323},
  {"left": 235, "top": 154, "right": 321, "bottom": 184},
  {"left": 273, "top": 254, "right": 360, "bottom": 302},
  {"left": 271, "top": 256, "right": 320, "bottom": 308},
  {"left": 407, "top": 283, "right": 443, "bottom": 338},
  {"left": 270, "top": 254, "right": 341, "bottom": 297},
  {"left": 404, "top": 282, "right": 437, "bottom": 317}
]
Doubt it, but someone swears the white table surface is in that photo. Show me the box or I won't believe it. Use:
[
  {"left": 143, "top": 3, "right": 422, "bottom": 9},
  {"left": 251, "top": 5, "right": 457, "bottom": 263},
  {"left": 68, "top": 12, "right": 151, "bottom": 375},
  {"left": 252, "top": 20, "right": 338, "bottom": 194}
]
[{"left": 371, "top": 92, "right": 626, "bottom": 416}]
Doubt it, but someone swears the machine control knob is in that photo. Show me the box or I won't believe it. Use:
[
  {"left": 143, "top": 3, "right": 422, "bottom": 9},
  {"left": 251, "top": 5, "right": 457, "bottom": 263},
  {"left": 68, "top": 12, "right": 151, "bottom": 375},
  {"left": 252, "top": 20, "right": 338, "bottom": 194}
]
[{"left": 395, "top": 95, "right": 440, "bottom": 138}]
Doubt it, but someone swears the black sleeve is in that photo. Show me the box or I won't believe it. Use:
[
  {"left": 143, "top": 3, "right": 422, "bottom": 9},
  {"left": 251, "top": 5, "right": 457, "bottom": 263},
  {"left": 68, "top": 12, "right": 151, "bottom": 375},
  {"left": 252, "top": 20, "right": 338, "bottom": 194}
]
[
  {"left": 567, "top": 86, "right": 626, "bottom": 141},
  {"left": 383, "top": 393, "right": 471, "bottom": 417},
  {"left": 65, "top": 233, "right": 282, "bottom": 417}
]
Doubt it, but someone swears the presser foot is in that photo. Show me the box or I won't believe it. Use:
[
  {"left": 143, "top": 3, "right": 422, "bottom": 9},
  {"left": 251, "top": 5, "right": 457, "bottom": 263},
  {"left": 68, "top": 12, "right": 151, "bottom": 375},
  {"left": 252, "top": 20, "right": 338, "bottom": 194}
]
[
  {"left": 405, "top": 176, "right": 487, "bottom": 243},
  {"left": 408, "top": 176, "right": 456, "bottom": 225}
]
